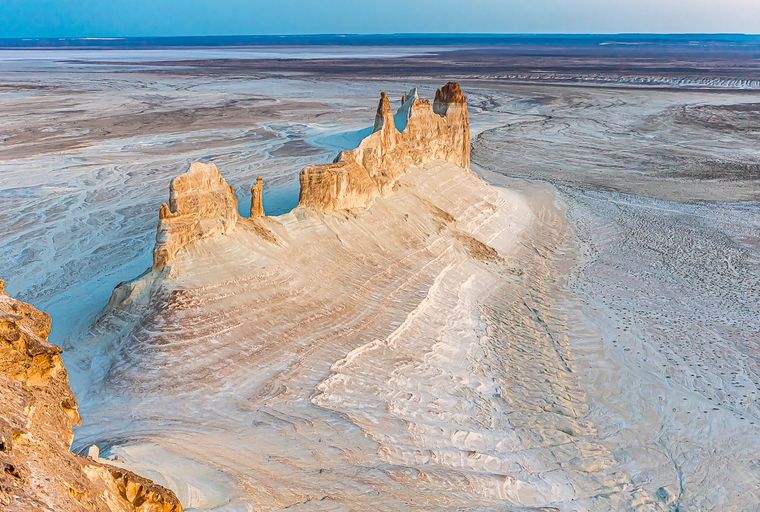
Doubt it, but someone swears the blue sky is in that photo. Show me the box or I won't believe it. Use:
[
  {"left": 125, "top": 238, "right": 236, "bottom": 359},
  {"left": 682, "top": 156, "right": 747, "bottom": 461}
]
[{"left": 1, "top": 0, "right": 759, "bottom": 38}]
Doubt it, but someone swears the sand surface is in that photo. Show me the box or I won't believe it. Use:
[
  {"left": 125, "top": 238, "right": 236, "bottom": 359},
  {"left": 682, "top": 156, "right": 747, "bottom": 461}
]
[
  {"left": 472, "top": 82, "right": 760, "bottom": 510},
  {"left": 1, "top": 51, "right": 758, "bottom": 511}
]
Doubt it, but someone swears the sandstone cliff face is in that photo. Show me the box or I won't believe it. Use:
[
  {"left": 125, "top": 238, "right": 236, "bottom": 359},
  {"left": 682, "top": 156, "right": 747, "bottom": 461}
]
[
  {"left": 298, "top": 82, "right": 470, "bottom": 211},
  {"left": 153, "top": 162, "right": 239, "bottom": 271},
  {"left": 0, "top": 280, "right": 182, "bottom": 512}
]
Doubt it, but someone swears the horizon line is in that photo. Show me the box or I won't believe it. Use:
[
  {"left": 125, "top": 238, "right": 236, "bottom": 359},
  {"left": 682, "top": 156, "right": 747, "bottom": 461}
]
[{"left": 2, "top": 32, "right": 760, "bottom": 40}]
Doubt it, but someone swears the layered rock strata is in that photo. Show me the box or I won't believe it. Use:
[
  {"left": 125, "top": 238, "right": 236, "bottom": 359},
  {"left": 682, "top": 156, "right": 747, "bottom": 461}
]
[
  {"left": 88, "top": 160, "right": 659, "bottom": 510},
  {"left": 82, "top": 82, "right": 667, "bottom": 509},
  {"left": 0, "top": 280, "right": 182, "bottom": 511},
  {"left": 150, "top": 83, "right": 470, "bottom": 271},
  {"left": 153, "top": 162, "right": 239, "bottom": 271},
  {"left": 298, "top": 81, "right": 470, "bottom": 211}
]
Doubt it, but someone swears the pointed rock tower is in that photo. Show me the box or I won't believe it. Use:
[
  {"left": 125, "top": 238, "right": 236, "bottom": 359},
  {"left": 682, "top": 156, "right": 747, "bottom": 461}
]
[{"left": 250, "top": 176, "right": 265, "bottom": 218}]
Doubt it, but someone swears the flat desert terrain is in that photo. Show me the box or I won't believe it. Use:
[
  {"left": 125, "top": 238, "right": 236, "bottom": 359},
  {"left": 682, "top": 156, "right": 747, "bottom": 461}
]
[{"left": 1, "top": 42, "right": 758, "bottom": 511}]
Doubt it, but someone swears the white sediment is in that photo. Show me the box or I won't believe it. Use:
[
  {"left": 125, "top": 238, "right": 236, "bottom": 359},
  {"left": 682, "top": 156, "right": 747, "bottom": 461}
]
[
  {"left": 2, "top": 64, "right": 758, "bottom": 511},
  {"left": 72, "top": 160, "right": 664, "bottom": 510}
]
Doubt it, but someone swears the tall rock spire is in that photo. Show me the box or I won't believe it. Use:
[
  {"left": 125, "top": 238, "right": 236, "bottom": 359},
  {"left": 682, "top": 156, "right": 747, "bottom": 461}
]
[
  {"left": 372, "top": 91, "right": 396, "bottom": 133},
  {"left": 250, "top": 176, "right": 265, "bottom": 218},
  {"left": 299, "top": 82, "right": 471, "bottom": 212}
]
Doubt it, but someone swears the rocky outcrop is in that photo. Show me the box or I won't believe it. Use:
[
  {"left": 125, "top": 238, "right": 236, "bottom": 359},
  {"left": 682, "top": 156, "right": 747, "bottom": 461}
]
[
  {"left": 298, "top": 82, "right": 470, "bottom": 211},
  {"left": 102, "top": 465, "right": 182, "bottom": 512},
  {"left": 147, "top": 83, "right": 469, "bottom": 268},
  {"left": 153, "top": 162, "right": 239, "bottom": 271},
  {"left": 0, "top": 280, "right": 182, "bottom": 511},
  {"left": 372, "top": 91, "right": 392, "bottom": 133},
  {"left": 250, "top": 176, "right": 264, "bottom": 218},
  {"left": 433, "top": 81, "right": 467, "bottom": 112}
]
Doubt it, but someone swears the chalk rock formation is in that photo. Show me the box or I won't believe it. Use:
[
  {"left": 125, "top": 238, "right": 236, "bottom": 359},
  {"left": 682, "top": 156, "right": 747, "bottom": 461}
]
[
  {"left": 372, "top": 91, "right": 392, "bottom": 133},
  {"left": 147, "top": 83, "right": 468, "bottom": 269},
  {"left": 153, "top": 162, "right": 238, "bottom": 271},
  {"left": 250, "top": 176, "right": 264, "bottom": 218},
  {"left": 0, "top": 280, "right": 182, "bottom": 511},
  {"left": 298, "top": 81, "right": 470, "bottom": 211}
]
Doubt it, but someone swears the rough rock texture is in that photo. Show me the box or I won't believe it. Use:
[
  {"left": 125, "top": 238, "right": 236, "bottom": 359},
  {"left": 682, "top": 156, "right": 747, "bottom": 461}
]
[
  {"left": 433, "top": 81, "right": 467, "bottom": 112},
  {"left": 372, "top": 91, "right": 392, "bottom": 133},
  {"left": 153, "top": 162, "right": 238, "bottom": 271},
  {"left": 250, "top": 176, "right": 265, "bottom": 218},
  {"left": 0, "top": 280, "right": 182, "bottom": 512},
  {"left": 86, "top": 160, "right": 665, "bottom": 510},
  {"left": 298, "top": 82, "right": 470, "bottom": 211},
  {"left": 149, "top": 83, "right": 468, "bottom": 269}
]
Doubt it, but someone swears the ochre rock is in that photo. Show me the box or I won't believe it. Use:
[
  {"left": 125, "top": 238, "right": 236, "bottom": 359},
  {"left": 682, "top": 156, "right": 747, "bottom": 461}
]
[
  {"left": 372, "top": 91, "right": 393, "bottom": 133},
  {"left": 250, "top": 176, "right": 265, "bottom": 218},
  {"left": 434, "top": 81, "right": 467, "bottom": 110},
  {"left": 0, "top": 282, "right": 182, "bottom": 511},
  {"left": 298, "top": 82, "right": 470, "bottom": 211},
  {"left": 153, "top": 162, "right": 239, "bottom": 271},
  {"left": 147, "top": 83, "right": 469, "bottom": 268}
]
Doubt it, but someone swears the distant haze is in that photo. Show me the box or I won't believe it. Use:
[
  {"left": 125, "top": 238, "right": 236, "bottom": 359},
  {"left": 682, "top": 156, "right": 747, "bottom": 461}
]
[{"left": 1, "top": 0, "right": 759, "bottom": 38}]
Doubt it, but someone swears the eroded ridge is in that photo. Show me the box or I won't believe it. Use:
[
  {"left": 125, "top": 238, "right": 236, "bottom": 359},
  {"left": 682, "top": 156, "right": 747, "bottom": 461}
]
[
  {"left": 150, "top": 83, "right": 470, "bottom": 272},
  {"left": 153, "top": 162, "right": 239, "bottom": 271},
  {"left": 87, "top": 160, "right": 661, "bottom": 510},
  {"left": 298, "top": 81, "right": 470, "bottom": 211},
  {"left": 83, "top": 85, "right": 665, "bottom": 509},
  {"left": 0, "top": 280, "right": 182, "bottom": 512}
]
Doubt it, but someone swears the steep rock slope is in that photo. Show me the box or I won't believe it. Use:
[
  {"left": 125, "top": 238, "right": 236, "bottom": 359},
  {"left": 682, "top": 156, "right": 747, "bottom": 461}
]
[
  {"left": 149, "top": 83, "right": 470, "bottom": 273},
  {"left": 0, "top": 280, "right": 182, "bottom": 512}
]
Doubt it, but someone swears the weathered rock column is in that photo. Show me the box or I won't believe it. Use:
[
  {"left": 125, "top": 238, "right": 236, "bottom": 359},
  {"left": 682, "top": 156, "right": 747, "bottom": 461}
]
[
  {"left": 297, "top": 82, "right": 471, "bottom": 212},
  {"left": 152, "top": 162, "right": 239, "bottom": 271},
  {"left": 250, "top": 176, "right": 265, "bottom": 218}
]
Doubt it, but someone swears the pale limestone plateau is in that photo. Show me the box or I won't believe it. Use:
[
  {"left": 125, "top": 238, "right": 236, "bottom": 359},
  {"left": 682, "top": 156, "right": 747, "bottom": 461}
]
[
  {"left": 77, "top": 83, "right": 674, "bottom": 511},
  {"left": 1, "top": 60, "right": 758, "bottom": 512},
  {"left": 0, "top": 280, "right": 182, "bottom": 512}
]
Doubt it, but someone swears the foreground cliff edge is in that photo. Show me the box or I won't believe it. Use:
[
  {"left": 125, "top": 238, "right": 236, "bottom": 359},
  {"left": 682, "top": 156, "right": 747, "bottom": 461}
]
[{"left": 0, "top": 280, "right": 182, "bottom": 511}]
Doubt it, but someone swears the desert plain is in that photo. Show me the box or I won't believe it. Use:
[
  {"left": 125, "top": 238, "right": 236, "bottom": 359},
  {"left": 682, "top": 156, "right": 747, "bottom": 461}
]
[{"left": 1, "top": 40, "right": 759, "bottom": 511}]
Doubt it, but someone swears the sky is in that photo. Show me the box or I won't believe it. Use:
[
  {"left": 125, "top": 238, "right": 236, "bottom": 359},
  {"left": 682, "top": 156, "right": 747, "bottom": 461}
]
[{"left": 1, "top": 0, "right": 759, "bottom": 38}]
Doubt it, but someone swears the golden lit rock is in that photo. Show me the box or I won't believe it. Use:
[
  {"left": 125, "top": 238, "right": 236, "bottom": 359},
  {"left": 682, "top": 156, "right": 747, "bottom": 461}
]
[
  {"left": 0, "top": 284, "right": 182, "bottom": 511},
  {"left": 298, "top": 81, "right": 471, "bottom": 211}
]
